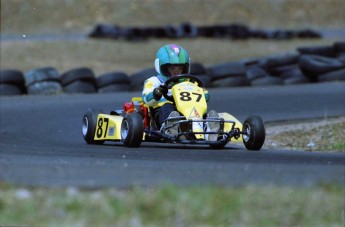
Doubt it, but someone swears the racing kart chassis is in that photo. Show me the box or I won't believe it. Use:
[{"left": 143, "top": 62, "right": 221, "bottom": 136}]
[
  {"left": 145, "top": 116, "right": 242, "bottom": 146},
  {"left": 82, "top": 75, "right": 266, "bottom": 150}
]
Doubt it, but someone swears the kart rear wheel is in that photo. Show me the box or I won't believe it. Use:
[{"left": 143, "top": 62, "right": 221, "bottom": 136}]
[
  {"left": 82, "top": 109, "right": 104, "bottom": 144},
  {"left": 242, "top": 116, "right": 265, "bottom": 150},
  {"left": 121, "top": 112, "right": 143, "bottom": 147}
]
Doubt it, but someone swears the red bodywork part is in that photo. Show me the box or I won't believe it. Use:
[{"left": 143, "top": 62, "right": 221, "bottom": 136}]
[{"left": 123, "top": 102, "right": 149, "bottom": 128}]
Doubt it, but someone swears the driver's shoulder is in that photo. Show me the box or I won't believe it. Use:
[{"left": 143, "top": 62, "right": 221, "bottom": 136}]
[{"left": 145, "top": 76, "right": 162, "bottom": 85}]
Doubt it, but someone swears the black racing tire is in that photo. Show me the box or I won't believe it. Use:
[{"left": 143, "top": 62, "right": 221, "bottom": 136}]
[
  {"left": 0, "top": 70, "right": 25, "bottom": 86},
  {"left": 209, "top": 25, "right": 228, "bottom": 38},
  {"left": 211, "top": 76, "right": 250, "bottom": 87},
  {"left": 129, "top": 67, "right": 156, "bottom": 91},
  {"left": 334, "top": 41, "right": 345, "bottom": 53},
  {"left": 146, "top": 26, "right": 166, "bottom": 38},
  {"left": 82, "top": 109, "right": 105, "bottom": 145},
  {"left": 207, "top": 61, "right": 246, "bottom": 81},
  {"left": 338, "top": 53, "right": 345, "bottom": 64},
  {"left": 297, "top": 45, "right": 337, "bottom": 57},
  {"left": 88, "top": 24, "right": 122, "bottom": 39},
  {"left": 179, "top": 22, "right": 198, "bottom": 37},
  {"left": 122, "top": 27, "right": 148, "bottom": 41},
  {"left": 0, "top": 84, "right": 23, "bottom": 96},
  {"left": 97, "top": 83, "right": 130, "bottom": 93},
  {"left": 96, "top": 71, "right": 130, "bottom": 88},
  {"left": 224, "top": 23, "right": 251, "bottom": 39},
  {"left": 26, "top": 81, "right": 63, "bottom": 95},
  {"left": 295, "top": 29, "right": 321, "bottom": 38},
  {"left": 164, "top": 25, "right": 184, "bottom": 38},
  {"left": 63, "top": 80, "right": 97, "bottom": 94},
  {"left": 190, "top": 62, "right": 207, "bottom": 75},
  {"left": 266, "top": 64, "right": 299, "bottom": 77},
  {"left": 318, "top": 69, "right": 345, "bottom": 82},
  {"left": 263, "top": 53, "right": 300, "bottom": 68},
  {"left": 24, "top": 67, "right": 60, "bottom": 86},
  {"left": 245, "top": 67, "right": 268, "bottom": 81},
  {"left": 121, "top": 112, "right": 143, "bottom": 147},
  {"left": 283, "top": 76, "right": 310, "bottom": 85},
  {"left": 193, "top": 74, "right": 212, "bottom": 87},
  {"left": 241, "top": 57, "right": 265, "bottom": 67},
  {"left": 265, "top": 29, "right": 296, "bottom": 40},
  {"left": 250, "top": 29, "right": 269, "bottom": 39},
  {"left": 197, "top": 25, "right": 218, "bottom": 37},
  {"left": 242, "top": 116, "right": 265, "bottom": 150},
  {"left": 281, "top": 68, "right": 310, "bottom": 85},
  {"left": 280, "top": 68, "right": 305, "bottom": 79},
  {"left": 250, "top": 76, "right": 284, "bottom": 86},
  {"left": 60, "top": 67, "right": 96, "bottom": 86},
  {"left": 298, "top": 55, "right": 345, "bottom": 81}
]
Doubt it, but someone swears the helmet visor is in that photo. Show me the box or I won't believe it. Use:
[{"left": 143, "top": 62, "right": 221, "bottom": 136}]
[{"left": 161, "top": 64, "right": 188, "bottom": 77}]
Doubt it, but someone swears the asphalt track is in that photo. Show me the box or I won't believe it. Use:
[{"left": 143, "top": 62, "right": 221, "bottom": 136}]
[{"left": 0, "top": 82, "right": 344, "bottom": 188}]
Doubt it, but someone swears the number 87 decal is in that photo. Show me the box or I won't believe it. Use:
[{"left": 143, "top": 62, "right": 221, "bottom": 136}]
[
  {"left": 96, "top": 117, "right": 109, "bottom": 138},
  {"left": 180, "top": 91, "right": 202, "bottom": 102}
]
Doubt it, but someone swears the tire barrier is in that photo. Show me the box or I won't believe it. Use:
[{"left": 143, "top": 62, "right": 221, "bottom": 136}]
[
  {"left": 298, "top": 55, "right": 345, "bottom": 82},
  {"left": 1, "top": 42, "right": 344, "bottom": 96},
  {"left": 0, "top": 70, "right": 26, "bottom": 95},
  {"left": 24, "top": 67, "right": 63, "bottom": 95},
  {"left": 96, "top": 71, "right": 130, "bottom": 93},
  {"left": 88, "top": 22, "right": 321, "bottom": 41},
  {"left": 60, "top": 67, "right": 97, "bottom": 94},
  {"left": 129, "top": 68, "right": 156, "bottom": 91}
]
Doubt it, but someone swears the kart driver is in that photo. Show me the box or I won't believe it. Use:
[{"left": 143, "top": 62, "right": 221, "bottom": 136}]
[{"left": 142, "top": 44, "right": 219, "bottom": 139}]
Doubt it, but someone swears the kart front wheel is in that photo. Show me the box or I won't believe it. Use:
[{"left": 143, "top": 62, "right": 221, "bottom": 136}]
[
  {"left": 82, "top": 109, "right": 105, "bottom": 145},
  {"left": 242, "top": 116, "right": 265, "bottom": 150},
  {"left": 121, "top": 112, "right": 143, "bottom": 147}
]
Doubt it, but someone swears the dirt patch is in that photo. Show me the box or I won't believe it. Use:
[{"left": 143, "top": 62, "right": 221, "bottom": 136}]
[{"left": 264, "top": 117, "right": 345, "bottom": 152}]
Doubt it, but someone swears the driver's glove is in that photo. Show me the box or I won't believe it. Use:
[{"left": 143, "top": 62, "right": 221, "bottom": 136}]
[
  {"left": 153, "top": 87, "right": 163, "bottom": 101},
  {"left": 153, "top": 86, "right": 168, "bottom": 101}
]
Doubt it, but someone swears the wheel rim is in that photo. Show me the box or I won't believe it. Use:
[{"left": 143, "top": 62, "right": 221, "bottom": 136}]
[
  {"left": 121, "top": 120, "right": 129, "bottom": 139},
  {"left": 243, "top": 123, "right": 250, "bottom": 142},
  {"left": 82, "top": 117, "right": 89, "bottom": 136}
]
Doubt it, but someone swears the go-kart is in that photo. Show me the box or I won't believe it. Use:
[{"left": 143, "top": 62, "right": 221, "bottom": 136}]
[{"left": 82, "top": 74, "right": 265, "bottom": 150}]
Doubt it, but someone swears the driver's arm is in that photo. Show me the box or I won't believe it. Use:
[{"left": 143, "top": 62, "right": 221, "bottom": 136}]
[{"left": 142, "top": 77, "right": 164, "bottom": 107}]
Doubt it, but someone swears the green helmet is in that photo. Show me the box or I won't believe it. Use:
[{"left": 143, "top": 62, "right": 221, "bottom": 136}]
[{"left": 154, "top": 44, "right": 190, "bottom": 78}]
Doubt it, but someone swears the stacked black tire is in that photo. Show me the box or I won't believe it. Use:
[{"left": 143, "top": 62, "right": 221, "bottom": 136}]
[
  {"left": 207, "top": 61, "right": 251, "bottom": 87},
  {"left": 89, "top": 22, "right": 321, "bottom": 41},
  {"left": 60, "top": 68, "right": 97, "bottom": 94},
  {"left": 0, "top": 70, "right": 26, "bottom": 96},
  {"left": 24, "top": 67, "right": 63, "bottom": 95},
  {"left": 298, "top": 43, "right": 345, "bottom": 83},
  {"left": 1, "top": 42, "right": 344, "bottom": 96},
  {"left": 0, "top": 66, "right": 132, "bottom": 96},
  {"left": 127, "top": 41, "right": 344, "bottom": 89},
  {"left": 205, "top": 41, "right": 345, "bottom": 87},
  {"left": 190, "top": 63, "right": 212, "bottom": 87},
  {"left": 129, "top": 68, "right": 156, "bottom": 91},
  {"left": 96, "top": 71, "right": 130, "bottom": 93}
]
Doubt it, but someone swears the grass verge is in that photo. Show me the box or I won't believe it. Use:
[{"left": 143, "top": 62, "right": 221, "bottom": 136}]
[
  {"left": 265, "top": 117, "right": 345, "bottom": 152},
  {"left": 0, "top": 183, "right": 343, "bottom": 226}
]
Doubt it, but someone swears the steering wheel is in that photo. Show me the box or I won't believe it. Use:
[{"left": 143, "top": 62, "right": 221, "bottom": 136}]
[{"left": 161, "top": 74, "right": 204, "bottom": 102}]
